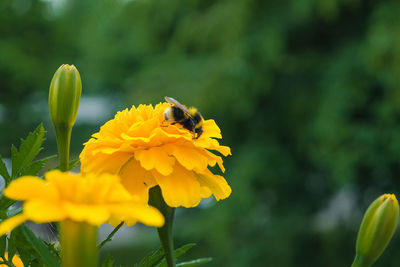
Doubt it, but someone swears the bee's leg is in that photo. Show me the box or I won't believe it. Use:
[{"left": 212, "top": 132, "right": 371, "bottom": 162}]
[{"left": 161, "top": 121, "right": 178, "bottom": 128}]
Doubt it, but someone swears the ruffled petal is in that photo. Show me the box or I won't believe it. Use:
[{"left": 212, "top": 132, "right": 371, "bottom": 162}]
[
  {"left": 200, "top": 186, "right": 212, "bottom": 199},
  {"left": 23, "top": 199, "right": 67, "bottom": 223},
  {"left": 165, "top": 144, "right": 209, "bottom": 171},
  {"left": 194, "top": 172, "right": 231, "bottom": 201},
  {"left": 199, "top": 119, "right": 222, "bottom": 139},
  {"left": 0, "top": 214, "right": 27, "bottom": 236},
  {"left": 119, "top": 158, "right": 157, "bottom": 203},
  {"left": 152, "top": 163, "right": 201, "bottom": 208},
  {"left": 64, "top": 203, "right": 110, "bottom": 226},
  {"left": 45, "top": 171, "right": 78, "bottom": 201},
  {"left": 4, "top": 176, "right": 58, "bottom": 201},
  {"left": 110, "top": 203, "right": 164, "bottom": 227},
  {"left": 81, "top": 151, "right": 133, "bottom": 175},
  {"left": 134, "top": 147, "right": 175, "bottom": 176},
  {"left": 206, "top": 150, "right": 225, "bottom": 173}
]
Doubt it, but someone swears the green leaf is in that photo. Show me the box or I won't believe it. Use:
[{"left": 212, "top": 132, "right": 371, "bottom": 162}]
[
  {"left": 20, "top": 155, "right": 56, "bottom": 177},
  {"left": 0, "top": 155, "right": 10, "bottom": 185},
  {"left": 0, "top": 196, "right": 15, "bottom": 211},
  {"left": 20, "top": 224, "right": 60, "bottom": 267},
  {"left": 14, "top": 228, "right": 36, "bottom": 267},
  {"left": 101, "top": 254, "right": 115, "bottom": 267},
  {"left": 0, "top": 235, "right": 6, "bottom": 257},
  {"left": 8, "top": 230, "right": 17, "bottom": 263},
  {"left": 68, "top": 158, "right": 80, "bottom": 170},
  {"left": 173, "top": 243, "right": 196, "bottom": 259},
  {"left": 135, "top": 247, "right": 164, "bottom": 267},
  {"left": 176, "top": 258, "right": 213, "bottom": 267},
  {"left": 157, "top": 243, "right": 196, "bottom": 267},
  {"left": 54, "top": 158, "right": 80, "bottom": 171},
  {"left": 11, "top": 124, "right": 46, "bottom": 180},
  {"left": 7, "top": 206, "right": 22, "bottom": 218},
  {"left": 18, "top": 247, "right": 35, "bottom": 267}
]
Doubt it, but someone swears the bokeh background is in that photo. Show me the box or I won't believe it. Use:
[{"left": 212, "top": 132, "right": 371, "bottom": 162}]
[{"left": 2, "top": 0, "right": 400, "bottom": 266}]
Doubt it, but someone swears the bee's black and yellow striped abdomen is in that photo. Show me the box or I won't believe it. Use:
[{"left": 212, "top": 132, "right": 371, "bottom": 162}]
[{"left": 165, "top": 104, "right": 204, "bottom": 139}]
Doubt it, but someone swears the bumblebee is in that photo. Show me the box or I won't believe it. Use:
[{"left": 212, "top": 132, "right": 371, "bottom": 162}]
[{"left": 164, "top": 96, "right": 204, "bottom": 139}]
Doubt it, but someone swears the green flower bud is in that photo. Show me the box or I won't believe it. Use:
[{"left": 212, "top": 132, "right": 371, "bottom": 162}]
[
  {"left": 48, "top": 64, "right": 82, "bottom": 171},
  {"left": 49, "top": 64, "right": 82, "bottom": 127},
  {"left": 352, "top": 194, "right": 399, "bottom": 267}
]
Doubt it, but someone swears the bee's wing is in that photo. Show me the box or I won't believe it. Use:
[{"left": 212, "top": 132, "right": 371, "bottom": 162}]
[{"left": 164, "top": 96, "right": 192, "bottom": 116}]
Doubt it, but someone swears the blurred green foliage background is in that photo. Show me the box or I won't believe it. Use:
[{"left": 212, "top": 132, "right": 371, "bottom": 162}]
[{"left": 2, "top": 0, "right": 400, "bottom": 266}]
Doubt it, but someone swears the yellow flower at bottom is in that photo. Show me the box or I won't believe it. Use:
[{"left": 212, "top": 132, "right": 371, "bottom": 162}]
[
  {"left": 0, "top": 253, "right": 23, "bottom": 267},
  {"left": 80, "top": 103, "right": 232, "bottom": 208},
  {"left": 0, "top": 170, "right": 164, "bottom": 235}
]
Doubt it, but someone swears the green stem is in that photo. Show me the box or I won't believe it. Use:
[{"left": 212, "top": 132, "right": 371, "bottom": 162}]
[
  {"left": 60, "top": 220, "right": 98, "bottom": 267},
  {"left": 351, "top": 254, "right": 373, "bottom": 267},
  {"left": 149, "top": 186, "right": 176, "bottom": 267},
  {"left": 54, "top": 124, "right": 72, "bottom": 171}
]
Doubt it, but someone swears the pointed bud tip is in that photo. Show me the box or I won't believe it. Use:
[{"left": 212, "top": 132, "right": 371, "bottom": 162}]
[{"left": 354, "top": 193, "right": 399, "bottom": 266}]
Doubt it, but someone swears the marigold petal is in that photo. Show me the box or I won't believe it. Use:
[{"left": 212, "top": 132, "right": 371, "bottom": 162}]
[
  {"left": 194, "top": 172, "right": 232, "bottom": 201},
  {"left": 200, "top": 119, "right": 222, "bottom": 139},
  {"left": 166, "top": 145, "right": 209, "bottom": 171},
  {"left": 194, "top": 138, "right": 231, "bottom": 157},
  {"left": 81, "top": 151, "right": 133, "bottom": 175},
  {"left": 4, "top": 176, "right": 58, "bottom": 201},
  {"left": 152, "top": 164, "right": 201, "bottom": 208},
  {"left": 64, "top": 203, "right": 110, "bottom": 226},
  {"left": 215, "top": 145, "right": 231, "bottom": 157},
  {"left": 134, "top": 147, "right": 175, "bottom": 176},
  {"left": 110, "top": 203, "right": 164, "bottom": 227},
  {"left": 0, "top": 214, "right": 27, "bottom": 236},
  {"left": 200, "top": 186, "right": 212, "bottom": 199},
  {"left": 119, "top": 158, "right": 157, "bottom": 203},
  {"left": 45, "top": 171, "right": 78, "bottom": 200},
  {"left": 81, "top": 173, "right": 132, "bottom": 203},
  {"left": 203, "top": 150, "right": 226, "bottom": 173},
  {"left": 23, "top": 199, "right": 66, "bottom": 223}
]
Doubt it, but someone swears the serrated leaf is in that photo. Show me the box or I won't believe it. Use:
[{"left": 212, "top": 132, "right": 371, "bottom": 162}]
[
  {"left": 20, "top": 224, "right": 60, "bottom": 267},
  {"left": 21, "top": 155, "right": 57, "bottom": 177},
  {"left": 176, "top": 258, "right": 212, "bottom": 267},
  {"left": 46, "top": 242, "right": 61, "bottom": 260},
  {"left": 102, "top": 254, "right": 115, "bottom": 267},
  {"left": 135, "top": 247, "right": 164, "bottom": 267},
  {"left": 14, "top": 227, "right": 36, "bottom": 267},
  {"left": 11, "top": 124, "right": 46, "bottom": 180},
  {"left": 0, "top": 155, "right": 10, "bottom": 185}
]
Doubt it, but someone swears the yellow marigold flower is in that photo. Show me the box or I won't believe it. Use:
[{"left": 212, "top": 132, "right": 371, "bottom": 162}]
[
  {"left": 0, "top": 170, "right": 164, "bottom": 235},
  {"left": 0, "top": 253, "right": 23, "bottom": 267},
  {"left": 80, "top": 103, "right": 231, "bottom": 208}
]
